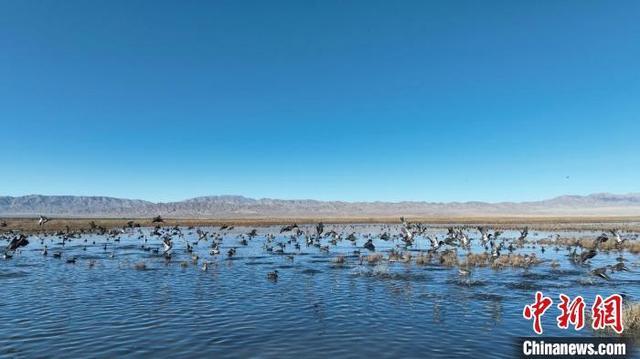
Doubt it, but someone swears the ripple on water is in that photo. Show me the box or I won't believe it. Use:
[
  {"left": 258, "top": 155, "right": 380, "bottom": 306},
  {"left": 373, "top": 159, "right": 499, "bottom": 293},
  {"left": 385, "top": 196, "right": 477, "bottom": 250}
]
[
  {"left": 367, "top": 272, "right": 431, "bottom": 282},
  {"left": 300, "top": 268, "right": 322, "bottom": 275},
  {"left": 550, "top": 269, "right": 583, "bottom": 276},
  {"left": 245, "top": 261, "right": 275, "bottom": 266},
  {"left": 276, "top": 265, "right": 295, "bottom": 269},
  {"left": 309, "top": 259, "right": 332, "bottom": 264},
  {"left": 327, "top": 264, "right": 354, "bottom": 270},
  {"left": 0, "top": 270, "right": 29, "bottom": 279},
  {"left": 469, "top": 293, "right": 505, "bottom": 301},
  {"left": 13, "top": 262, "right": 39, "bottom": 268},
  {"left": 520, "top": 272, "right": 560, "bottom": 281},
  {"left": 449, "top": 279, "right": 488, "bottom": 287}
]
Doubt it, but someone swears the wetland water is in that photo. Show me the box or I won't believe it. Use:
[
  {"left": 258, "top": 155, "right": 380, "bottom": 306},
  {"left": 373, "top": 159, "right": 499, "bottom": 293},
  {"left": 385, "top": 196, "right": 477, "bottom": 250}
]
[{"left": 1, "top": 224, "right": 639, "bottom": 358}]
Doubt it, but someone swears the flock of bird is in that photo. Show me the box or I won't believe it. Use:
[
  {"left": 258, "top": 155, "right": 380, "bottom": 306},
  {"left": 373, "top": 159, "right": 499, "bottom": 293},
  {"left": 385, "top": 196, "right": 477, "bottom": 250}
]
[{"left": 1, "top": 216, "right": 638, "bottom": 282}]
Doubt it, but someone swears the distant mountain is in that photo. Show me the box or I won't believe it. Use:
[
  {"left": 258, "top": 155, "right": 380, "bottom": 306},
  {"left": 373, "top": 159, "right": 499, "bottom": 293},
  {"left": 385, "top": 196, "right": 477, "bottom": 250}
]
[{"left": 0, "top": 193, "right": 639, "bottom": 218}]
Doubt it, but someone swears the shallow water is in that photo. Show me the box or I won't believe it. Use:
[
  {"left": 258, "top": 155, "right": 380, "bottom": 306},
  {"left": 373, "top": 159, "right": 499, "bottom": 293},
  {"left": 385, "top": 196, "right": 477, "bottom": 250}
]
[{"left": 1, "top": 225, "right": 639, "bottom": 358}]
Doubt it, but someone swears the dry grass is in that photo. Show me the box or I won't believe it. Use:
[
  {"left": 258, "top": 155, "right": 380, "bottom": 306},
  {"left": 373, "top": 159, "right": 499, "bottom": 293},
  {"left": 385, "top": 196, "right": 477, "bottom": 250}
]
[
  {"left": 415, "top": 253, "right": 434, "bottom": 265},
  {"left": 595, "top": 302, "right": 640, "bottom": 337},
  {"left": 623, "top": 302, "right": 640, "bottom": 336},
  {"left": 365, "top": 253, "right": 384, "bottom": 264},
  {"left": 388, "top": 250, "right": 401, "bottom": 261},
  {"left": 463, "top": 253, "right": 491, "bottom": 267},
  {"left": 387, "top": 250, "right": 411, "bottom": 263},
  {"left": 439, "top": 250, "right": 459, "bottom": 266},
  {"left": 3, "top": 215, "right": 640, "bottom": 234},
  {"left": 491, "top": 254, "right": 542, "bottom": 269}
]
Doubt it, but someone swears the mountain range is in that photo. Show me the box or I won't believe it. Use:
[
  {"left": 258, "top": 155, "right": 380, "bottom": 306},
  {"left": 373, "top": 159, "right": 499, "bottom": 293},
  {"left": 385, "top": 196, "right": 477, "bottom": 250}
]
[{"left": 0, "top": 193, "right": 639, "bottom": 218}]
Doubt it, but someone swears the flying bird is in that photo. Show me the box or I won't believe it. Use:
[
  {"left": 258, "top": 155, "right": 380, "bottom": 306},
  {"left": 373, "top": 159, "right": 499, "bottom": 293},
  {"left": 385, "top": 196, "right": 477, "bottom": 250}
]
[
  {"left": 363, "top": 239, "right": 375, "bottom": 252},
  {"left": 280, "top": 224, "right": 298, "bottom": 233},
  {"left": 6, "top": 234, "right": 29, "bottom": 252},
  {"left": 38, "top": 216, "right": 50, "bottom": 226}
]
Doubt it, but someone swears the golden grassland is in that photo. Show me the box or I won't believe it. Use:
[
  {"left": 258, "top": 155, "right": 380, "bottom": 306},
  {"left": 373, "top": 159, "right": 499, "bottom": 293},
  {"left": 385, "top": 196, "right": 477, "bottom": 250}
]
[{"left": 1, "top": 215, "right": 640, "bottom": 234}]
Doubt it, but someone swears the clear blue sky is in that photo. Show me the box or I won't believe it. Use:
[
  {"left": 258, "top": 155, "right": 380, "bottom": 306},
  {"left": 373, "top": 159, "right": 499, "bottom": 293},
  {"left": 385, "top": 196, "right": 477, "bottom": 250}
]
[{"left": 1, "top": 1, "right": 638, "bottom": 203}]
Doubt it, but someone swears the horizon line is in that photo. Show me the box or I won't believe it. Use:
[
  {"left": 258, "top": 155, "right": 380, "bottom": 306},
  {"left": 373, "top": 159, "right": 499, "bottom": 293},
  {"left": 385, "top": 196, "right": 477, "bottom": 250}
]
[{"left": 2, "top": 192, "right": 639, "bottom": 205}]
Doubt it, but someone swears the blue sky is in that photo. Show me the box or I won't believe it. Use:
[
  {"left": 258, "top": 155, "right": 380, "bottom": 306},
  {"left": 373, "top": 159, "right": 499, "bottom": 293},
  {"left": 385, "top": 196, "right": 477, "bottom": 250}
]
[{"left": 1, "top": 1, "right": 638, "bottom": 203}]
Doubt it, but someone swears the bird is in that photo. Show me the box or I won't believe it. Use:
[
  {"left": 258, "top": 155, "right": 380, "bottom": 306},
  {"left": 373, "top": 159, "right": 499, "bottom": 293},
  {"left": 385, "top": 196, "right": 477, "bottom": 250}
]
[
  {"left": 609, "top": 229, "right": 625, "bottom": 244},
  {"left": 518, "top": 227, "right": 529, "bottom": 242},
  {"left": 152, "top": 215, "right": 164, "bottom": 223},
  {"left": 609, "top": 262, "right": 630, "bottom": 272},
  {"left": 195, "top": 229, "right": 208, "bottom": 243},
  {"left": 400, "top": 226, "right": 413, "bottom": 245},
  {"left": 427, "top": 236, "right": 443, "bottom": 250},
  {"left": 280, "top": 224, "right": 298, "bottom": 233},
  {"left": 162, "top": 236, "right": 173, "bottom": 255},
  {"left": 595, "top": 234, "right": 609, "bottom": 249},
  {"left": 478, "top": 227, "right": 490, "bottom": 245},
  {"left": 579, "top": 249, "right": 597, "bottom": 264},
  {"left": 38, "top": 216, "right": 50, "bottom": 226},
  {"left": 363, "top": 239, "right": 375, "bottom": 251},
  {"left": 458, "top": 268, "right": 471, "bottom": 276},
  {"left": 457, "top": 230, "right": 470, "bottom": 248},
  {"left": 491, "top": 245, "right": 501, "bottom": 258},
  {"left": 6, "top": 234, "right": 29, "bottom": 251},
  {"left": 267, "top": 270, "right": 279, "bottom": 281},
  {"left": 591, "top": 267, "right": 609, "bottom": 280},
  {"left": 316, "top": 222, "right": 324, "bottom": 237}
]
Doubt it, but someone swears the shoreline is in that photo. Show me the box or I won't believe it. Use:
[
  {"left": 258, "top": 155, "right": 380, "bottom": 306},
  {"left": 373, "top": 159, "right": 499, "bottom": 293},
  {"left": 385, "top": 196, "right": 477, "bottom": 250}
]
[{"left": 2, "top": 215, "right": 640, "bottom": 233}]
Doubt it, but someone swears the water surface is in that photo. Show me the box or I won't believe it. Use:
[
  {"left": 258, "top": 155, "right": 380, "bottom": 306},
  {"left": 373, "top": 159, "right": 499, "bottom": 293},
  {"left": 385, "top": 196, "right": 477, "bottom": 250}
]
[{"left": 1, "top": 225, "right": 638, "bottom": 358}]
